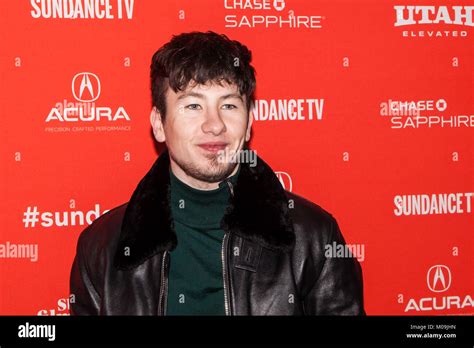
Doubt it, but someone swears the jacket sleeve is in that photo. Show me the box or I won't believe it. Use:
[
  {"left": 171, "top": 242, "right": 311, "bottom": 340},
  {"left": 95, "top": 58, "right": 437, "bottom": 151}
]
[
  {"left": 69, "top": 230, "right": 101, "bottom": 315},
  {"left": 302, "top": 217, "right": 365, "bottom": 315}
]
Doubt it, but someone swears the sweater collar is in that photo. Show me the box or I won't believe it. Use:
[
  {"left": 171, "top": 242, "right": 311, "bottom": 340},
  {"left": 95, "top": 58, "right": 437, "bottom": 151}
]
[
  {"left": 169, "top": 166, "right": 239, "bottom": 229},
  {"left": 114, "top": 150, "right": 295, "bottom": 270}
]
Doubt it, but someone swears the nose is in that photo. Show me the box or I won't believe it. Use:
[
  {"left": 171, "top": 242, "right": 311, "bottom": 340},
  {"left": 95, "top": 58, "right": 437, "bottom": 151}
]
[{"left": 201, "top": 108, "right": 226, "bottom": 135}]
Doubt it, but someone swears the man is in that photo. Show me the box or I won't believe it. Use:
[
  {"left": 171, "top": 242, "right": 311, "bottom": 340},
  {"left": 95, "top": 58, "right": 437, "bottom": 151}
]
[{"left": 70, "top": 31, "right": 364, "bottom": 315}]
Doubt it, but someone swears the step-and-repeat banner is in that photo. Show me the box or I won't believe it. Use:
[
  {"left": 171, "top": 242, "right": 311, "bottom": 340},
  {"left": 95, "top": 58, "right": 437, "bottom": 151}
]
[{"left": 0, "top": 0, "right": 472, "bottom": 315}]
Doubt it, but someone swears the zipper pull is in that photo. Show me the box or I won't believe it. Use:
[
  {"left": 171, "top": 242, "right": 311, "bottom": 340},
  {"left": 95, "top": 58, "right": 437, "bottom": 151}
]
[{"left": 226, "top": 180, "right": 234, "bottom": 197}]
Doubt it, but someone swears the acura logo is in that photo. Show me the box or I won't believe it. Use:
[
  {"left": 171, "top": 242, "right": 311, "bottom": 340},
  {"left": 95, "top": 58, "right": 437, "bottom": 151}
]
[
  {"left": 275, "top": 171, "right": 292, "bottom": 192},
  {"left": 427, "top": 265, "right": 451, "bottom": 293},
  {"left": 72, "top": 72, "right": 101, "bottom": 102}
]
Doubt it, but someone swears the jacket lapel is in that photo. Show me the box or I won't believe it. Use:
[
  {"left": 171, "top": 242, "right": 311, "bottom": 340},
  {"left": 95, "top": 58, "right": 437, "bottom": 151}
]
[{"left": 114, "top": 150, "right": 295, "bottom": 270}]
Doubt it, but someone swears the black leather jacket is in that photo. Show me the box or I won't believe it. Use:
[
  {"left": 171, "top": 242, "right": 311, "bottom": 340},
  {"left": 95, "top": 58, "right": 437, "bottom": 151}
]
[{"left": 70, "top": 151, "right": 365, "bottom": 315}]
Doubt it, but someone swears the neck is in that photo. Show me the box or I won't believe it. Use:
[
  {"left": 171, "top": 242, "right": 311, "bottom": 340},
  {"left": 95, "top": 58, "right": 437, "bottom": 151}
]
[{"left": 169, "top": 159, "right": 240, "bottom": 190}]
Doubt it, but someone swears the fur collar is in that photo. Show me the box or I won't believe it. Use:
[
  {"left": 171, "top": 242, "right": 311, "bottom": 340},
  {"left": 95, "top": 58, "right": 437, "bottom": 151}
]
[{"left": 114, "top": 150, "right": 295, "bottom": 270}]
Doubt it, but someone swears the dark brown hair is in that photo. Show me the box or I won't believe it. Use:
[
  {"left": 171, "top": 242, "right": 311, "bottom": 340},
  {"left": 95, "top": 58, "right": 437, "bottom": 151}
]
[{"left": 150, "top": 31, "right": 256, "bottom": 121}]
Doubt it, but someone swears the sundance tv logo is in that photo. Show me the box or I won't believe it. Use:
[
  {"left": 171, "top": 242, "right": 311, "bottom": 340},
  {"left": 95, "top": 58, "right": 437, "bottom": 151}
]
[
  {"left": 403, "top": 265, "right": 473, "bottom": 313},
  {"left": 252, "top": 98, "right": 324, "bottom": 121},
  {"left": 44, "top": 72, "right": 131, "bottom": 132},
  {"left": 394, "top": 5, "right": 473, "bottom": 38},
  {"left": 30, "top": 0, "right": 135, "bottom": 20}
]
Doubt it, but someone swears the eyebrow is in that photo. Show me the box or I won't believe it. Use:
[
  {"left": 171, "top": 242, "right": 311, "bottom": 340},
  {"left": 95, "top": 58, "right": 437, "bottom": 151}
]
[{"left": 177, "top": 92, "right": 244, "bottom": 102}]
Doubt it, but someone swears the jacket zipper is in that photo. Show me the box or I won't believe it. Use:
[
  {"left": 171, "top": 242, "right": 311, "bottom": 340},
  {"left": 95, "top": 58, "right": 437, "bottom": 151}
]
[
  {"left": 158, "top": 178, "right": 234, "bottom": 315},
  {"left": 159, "top": 250, "right": 169, "bottom": 315},
  {"left": 226, "top": 180, "right": 234, "bottom": 196},
  {"left": 221, "top": 179, "right": 234, "bottom": 316},
  {"left": 221, "top": 232, "right": 231, "bottom": 315}
]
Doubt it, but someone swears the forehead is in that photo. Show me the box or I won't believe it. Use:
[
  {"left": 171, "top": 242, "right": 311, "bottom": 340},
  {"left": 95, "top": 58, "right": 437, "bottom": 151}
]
[{"left": 176, "top": 79, "right": 241, "bottom": 97}]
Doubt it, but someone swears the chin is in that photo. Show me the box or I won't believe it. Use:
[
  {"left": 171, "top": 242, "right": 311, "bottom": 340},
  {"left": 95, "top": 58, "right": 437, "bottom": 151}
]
[{"left": 195, "top": 163, "right": 236, "bottom": 182}]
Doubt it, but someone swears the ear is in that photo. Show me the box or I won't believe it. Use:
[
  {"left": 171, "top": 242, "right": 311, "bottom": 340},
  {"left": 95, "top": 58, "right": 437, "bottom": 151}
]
[
  {"left": 150, "top": 107, "right": 166, "bottom": 142},
  {"left": 245, "top": 108, "right": 253, "bottom": 142}
]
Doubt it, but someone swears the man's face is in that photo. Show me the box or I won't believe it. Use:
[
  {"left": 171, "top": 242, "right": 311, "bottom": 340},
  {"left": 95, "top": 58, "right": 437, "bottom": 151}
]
[{"left": 150, "top": 80, "right": 252, "bottom": 187}]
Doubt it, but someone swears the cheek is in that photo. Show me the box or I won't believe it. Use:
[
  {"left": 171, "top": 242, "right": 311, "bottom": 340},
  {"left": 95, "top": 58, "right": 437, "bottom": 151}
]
[
  {"left": 228, "top": 118, "right": 248, "bottom": 137},
  {"left": 167, "top": 119, "right": 199, "bottom": 145}
]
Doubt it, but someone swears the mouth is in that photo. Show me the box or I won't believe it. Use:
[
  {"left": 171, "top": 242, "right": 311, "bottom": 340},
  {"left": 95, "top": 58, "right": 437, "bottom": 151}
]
[{"left": 197, "top": 142, "right": 228, "bottom": 154}]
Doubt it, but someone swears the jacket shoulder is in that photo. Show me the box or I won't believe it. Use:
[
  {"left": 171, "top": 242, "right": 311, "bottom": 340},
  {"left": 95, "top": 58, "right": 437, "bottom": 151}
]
[
  {"left": 284, "top": 190, "right": 349, "bottom": 258},
  {"left": 76, "top": 203, "right": 128, "bottom": 258},
  {"left": 285, "top": 191, "right": 338, "bottom": 240}
]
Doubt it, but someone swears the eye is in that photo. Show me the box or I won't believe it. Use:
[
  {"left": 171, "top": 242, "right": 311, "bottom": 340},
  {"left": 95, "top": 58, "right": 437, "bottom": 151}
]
[
  {"left": 186, "top": 104, "right": 201, "bottom": 110},
  {"left": 222, "top": 104, "right": 237, "bottom": 110}
]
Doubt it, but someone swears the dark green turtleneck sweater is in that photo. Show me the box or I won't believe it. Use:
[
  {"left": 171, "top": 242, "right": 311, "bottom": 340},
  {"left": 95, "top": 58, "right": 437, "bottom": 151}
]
[{"left": 167, "top": 166, "right": 240, "bottom": 315}]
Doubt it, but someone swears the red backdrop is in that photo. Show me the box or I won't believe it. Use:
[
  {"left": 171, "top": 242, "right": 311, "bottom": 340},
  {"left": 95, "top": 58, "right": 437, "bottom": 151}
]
[{"left": 0, "top": 0, "right": 472, "bottom": 315}]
